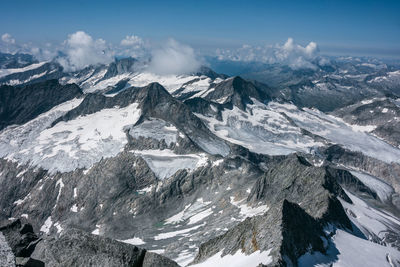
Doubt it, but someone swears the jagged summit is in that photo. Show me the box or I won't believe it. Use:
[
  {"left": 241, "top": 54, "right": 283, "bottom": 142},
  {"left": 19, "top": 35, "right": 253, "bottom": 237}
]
[
  {"left": 101, "top": 57, "right": 139, "bottom": 80},
  {"left": 203, "top": 76, "right": 270, "bottom": 110},
  {"left": 194, "top": 66, "right": 228, "bottom": 80},
  {"left": 190, "top": 155, "right": 357, "bottom": 266}
]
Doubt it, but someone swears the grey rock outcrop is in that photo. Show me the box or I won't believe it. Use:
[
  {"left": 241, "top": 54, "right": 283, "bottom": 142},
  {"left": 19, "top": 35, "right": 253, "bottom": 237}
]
[
  {"left": 192, "top": 155, "right": 353, "bottom": 266},
  {"left": 101, "top": 57, "right": 138, "bottom": 81},
  {"left": 0, "top": 79, "right": 82, "bottom": 130},
  {"left": 0, "top": 219, "right": 180, "bottom": 267},
  {"left": 334, "top": 98, "right": 400, "bottom": 147},
  {"left": 31, "top": 229, "right": 146, "bottom": 267},
  {"left": 142, "top": 251, "right": 180, "bottom": 267},
  {"left": 0, "top": 219, "right": 43, "bottom": 266},
  {"left": 203, "top": 76, "right": 270, "bottom": 110},
  {"left": 0, "top": 231, "right": 15, "bottom": 267}
]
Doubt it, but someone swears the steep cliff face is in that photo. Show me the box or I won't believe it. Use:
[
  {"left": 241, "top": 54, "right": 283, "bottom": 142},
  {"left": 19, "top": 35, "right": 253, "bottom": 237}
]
[
  {"left": 192, "top": 155, "right": 354, "bottom": 266},
  {"left": 0, "top": 79, "right": 82, "bottom": 130}
]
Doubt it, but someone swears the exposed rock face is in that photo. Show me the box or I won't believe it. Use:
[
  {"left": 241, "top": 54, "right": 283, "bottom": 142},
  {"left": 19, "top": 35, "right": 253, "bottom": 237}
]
[
  {"left": 142, "top": 252, "right": 180, "bottom": 267},
  {"left": 101, "top": 57, "right": 138, "bottom": 80},
  {"left": 192, "top": 200, "right": 328, "bottom": 267},
  {"left": 203, "top": 76, "right": 270, "bottom": 110},
  {"left": 31, "top": 229, "right": 145, "bottom": 267},
  {"left": 0, "top": 232, "right": 15, "bottom": 267},
  {"left": 334, "top": 97, "right": 400, "bottom": 147},
  {"left": 0, "top": 62, "right": 64, "bottom": 86},
  {"left": 0, "top": 219, "right": 179, "bottom": 267},
  {"left": 0, "top": 219, "right": 43, "bottom": 266},
  {"left": 0, "top": 141, "right": 277, "bottom": 263},
  {"left": 192, "top": 155, "right": 353, "bottom": 266},
  {"left": 0, "top": 79, "right": 82, "bottom": 130},
  {"left": 183, "top": 97, "right": 221, "bottom": 119},
  {"left": 323, "top": 145, "right": 400, "bottom": 194},
  {"left": 247, "top": 155, "right": 352, "bottom": 221},
  {"left": 325, "top": 166, "right": 378, "bottom": 200},
  {"left": 0, "top": 152, "right": 158, "bottom": 233},
  {"left": 284, "top": 78, "right": 389, "bottom": 112},
  {"left": 194, "top": 66, "right": 228, "bottom": 80}
]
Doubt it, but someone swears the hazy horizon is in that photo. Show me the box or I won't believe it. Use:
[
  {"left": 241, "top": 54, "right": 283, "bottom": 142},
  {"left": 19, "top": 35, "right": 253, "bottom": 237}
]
[{"left": 1, "top": 0, "right": 399, "bottom": 61}]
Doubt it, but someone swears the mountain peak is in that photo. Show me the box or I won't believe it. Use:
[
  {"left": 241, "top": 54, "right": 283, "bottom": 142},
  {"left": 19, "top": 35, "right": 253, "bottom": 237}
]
[{"left": 203, "top": 75, "right": 268, "bottom": 110}]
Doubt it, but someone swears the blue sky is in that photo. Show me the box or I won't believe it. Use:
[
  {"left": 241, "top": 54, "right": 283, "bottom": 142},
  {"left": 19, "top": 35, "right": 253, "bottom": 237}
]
[{"left": 1, "top": 0, "right": 399, "bottom": 57}]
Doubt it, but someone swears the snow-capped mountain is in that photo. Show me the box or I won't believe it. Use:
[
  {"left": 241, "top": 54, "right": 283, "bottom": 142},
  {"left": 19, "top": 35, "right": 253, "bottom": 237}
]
[
  {"left": 334, "top": 97, "right": 400, "bottom": 147},
  {"left": 210, "top": 56, "right": 400, "bottom": 112},
  {"left": 1, "top": 56, "right": 400, "bottom": 267},
  {"left": 0, "top": 52, "right": 38, "bottom": 69}
]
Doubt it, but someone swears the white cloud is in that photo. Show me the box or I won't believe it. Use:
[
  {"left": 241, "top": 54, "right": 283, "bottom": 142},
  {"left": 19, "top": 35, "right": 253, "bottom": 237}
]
[
  {"left": 216, "top": 38, "right": 322, "bottom": 69},
  {"left": 121, "top": 35, "right": 143, "bottom": 47},
  {"left": 119, "top": 35, "right": 148, "bottom": 58},
  {"left": 147, "top": 38, "right": 201, "bottom": 75},
  {"left": 1, "top": 33, "right": 15, "bottom": 44},
  {"left": 30, "top": 43, "right": 59, "bottom": 61},
  {"left": 57, "top": 31, "right": 114, "bottom": 71},
  {"left": 0, "top": 33, "right": 19, "bottom": 53}
]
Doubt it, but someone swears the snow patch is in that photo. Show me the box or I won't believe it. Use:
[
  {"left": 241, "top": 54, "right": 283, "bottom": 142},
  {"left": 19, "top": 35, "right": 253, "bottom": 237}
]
[
  {"left": 130, "top": 149, "right": 208, "bottom": 179},
  {"left": 149, "top": 249, "right": 165, "bottom": 254},
  {"left": 54, "top": 222, "right": 63, "bottom": 233},
  {"left": 5, "top": 101, "right": 140, "bottom": 173},
  {"left": 212, "top": 159, "right": 224, "bottom": 167},
  {"left": 230, "top": 197, "right": 269, "bottom": 219},
  {"left": 91, "top": 224, "right": 101, "bottom": 235},
  {"left": 165, "top": 198, "right": 212, "bottom": 225},
  {"left": 40, "top": 217, "right": 53, "bottom": 234},
  {"left": 350, "top": 171, "right": 394, "bottom": 202},
  {"left": 128, "top": 118, "right": 178, "bottom": 146},
  {"left": 188, "top": 208, "right": 213, "bottom": 225},
  {"left": 154, "top": 223, "right": 205, "bottom": 240},
  {"left": 118, "top": 237, "right": 145, "bottom": 245},
  {"left": 340, "top": 191, "right": 400, "bottom": 240},
  {"left": 137, "top": 185, "right": 153, "bottom": 194},
  {"left": 298, "top": 229, "right": 400, "bottom": 267},
  {"left": 70, "top": 204, "right": 78, "bottom": 212},
  {"left": 0, "top": 61, "right": 48, "bottom": 78},
  {"left": 196, "top": 100, "right": 321, "bottom": 156},
  {"left": 191, "top": 249, "right": 273, "bottom": 267}
]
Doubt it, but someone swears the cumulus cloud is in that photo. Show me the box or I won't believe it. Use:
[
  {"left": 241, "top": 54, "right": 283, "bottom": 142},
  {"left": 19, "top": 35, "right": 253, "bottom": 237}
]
[
  {"left": 1, "top": 33, "right": 15, "bottom": 44},
  {"left": 147, "top": 39, "right": 201, "bottom": 75},
  {"left": 216, "top": 38, "right": 322, "bottom": 69},
  {"left": 29, "top": 43, "right": 60, "bottom": 61},
  {"left": 0, "top": 33, "right": 326, "bottom": 72},
  {"left": 57, "top": 31, "right": 114, "bottom": 71},
  {"left": 119, "top": 35, "right": 148, "bottom": 58},
  {"left": 0, "top": 33, "right": 19, "bottom": 53},
  {"left": 121, "top": 35, "right": 143, "bottom": 46}
]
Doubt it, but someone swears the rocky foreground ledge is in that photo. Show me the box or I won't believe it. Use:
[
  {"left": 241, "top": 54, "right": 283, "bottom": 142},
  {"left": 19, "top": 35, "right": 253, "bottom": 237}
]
[{"left": 0, "top": 219, "right": 179, "bottom": 267}]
